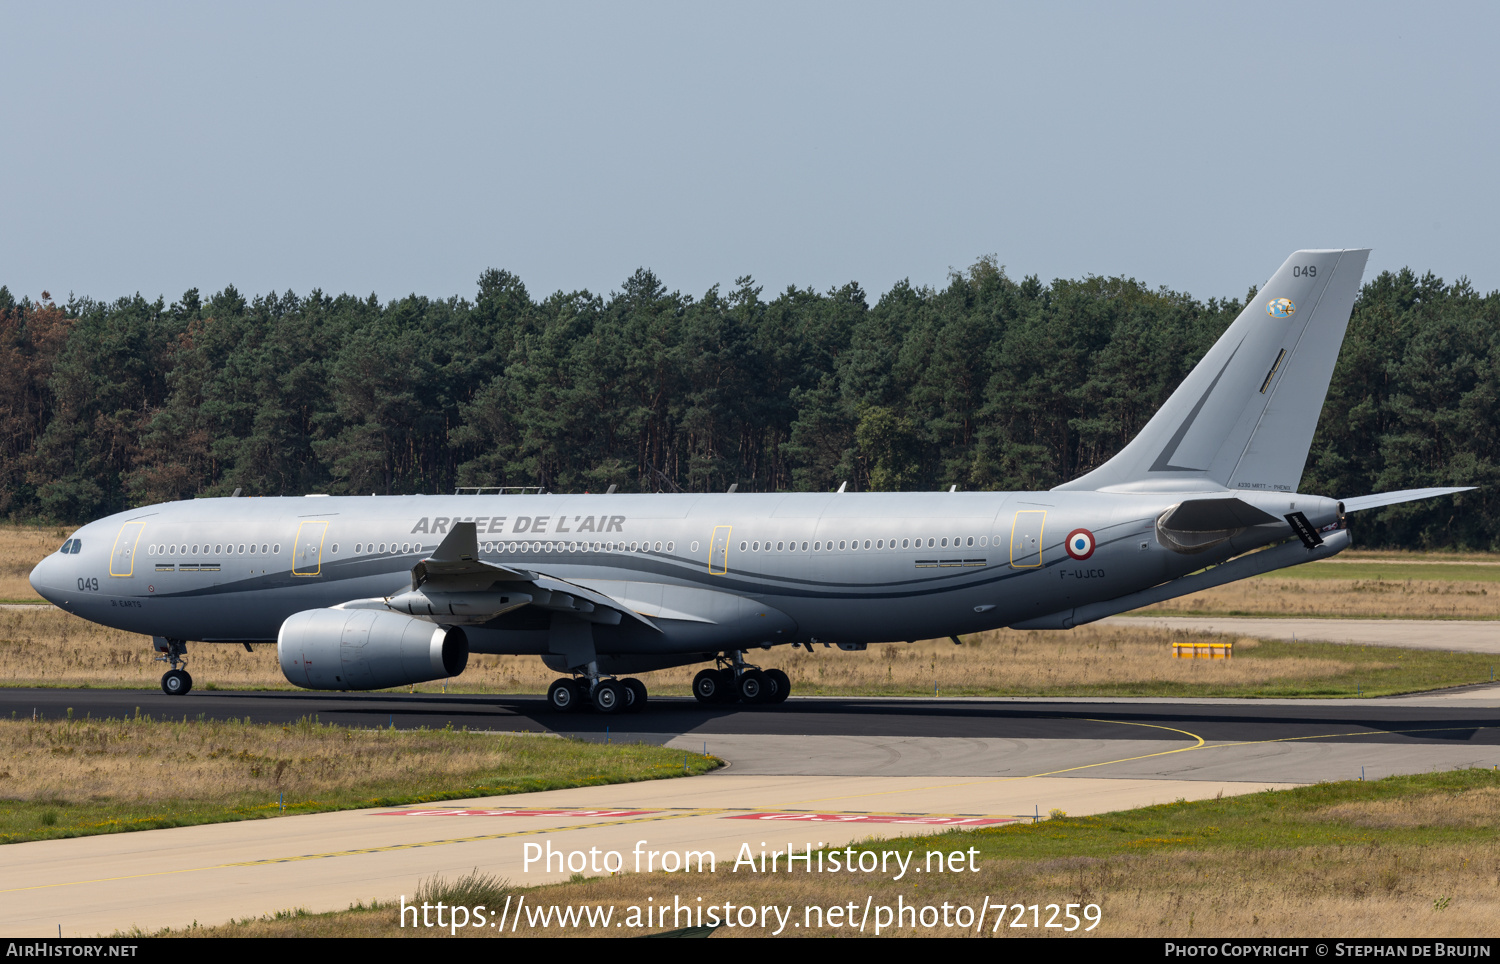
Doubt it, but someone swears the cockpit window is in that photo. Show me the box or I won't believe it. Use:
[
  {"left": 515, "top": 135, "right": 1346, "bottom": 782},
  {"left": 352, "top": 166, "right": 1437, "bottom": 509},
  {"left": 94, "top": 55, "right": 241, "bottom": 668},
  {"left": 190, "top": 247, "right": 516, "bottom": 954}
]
[
  {"left": 59, "top": 539, "right": 73, "bottom": 554},
  {"left": 69, "top": 540, "right": 81, "bottom": 554}
]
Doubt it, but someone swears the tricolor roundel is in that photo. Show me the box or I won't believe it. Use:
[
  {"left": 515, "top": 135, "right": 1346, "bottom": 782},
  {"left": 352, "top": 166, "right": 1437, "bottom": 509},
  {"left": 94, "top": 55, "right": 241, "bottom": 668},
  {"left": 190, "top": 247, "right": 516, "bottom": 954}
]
[{"left": 1065, "top": 528, "right": 1095, "bottom": 560}]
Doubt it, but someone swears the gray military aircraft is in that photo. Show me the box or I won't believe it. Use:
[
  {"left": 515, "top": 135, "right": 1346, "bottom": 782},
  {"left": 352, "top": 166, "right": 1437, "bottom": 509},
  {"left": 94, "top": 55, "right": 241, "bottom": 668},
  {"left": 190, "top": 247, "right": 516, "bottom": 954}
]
[{"left": 29, "top": 249, "right": 1471, "bottom": 712}]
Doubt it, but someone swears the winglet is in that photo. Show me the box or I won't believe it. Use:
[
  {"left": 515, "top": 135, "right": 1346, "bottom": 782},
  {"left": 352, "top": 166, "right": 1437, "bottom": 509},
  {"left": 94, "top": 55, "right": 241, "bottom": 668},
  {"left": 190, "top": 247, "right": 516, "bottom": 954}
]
[{"left": 431, "top": 522, "right": 479, "bottom": 563}]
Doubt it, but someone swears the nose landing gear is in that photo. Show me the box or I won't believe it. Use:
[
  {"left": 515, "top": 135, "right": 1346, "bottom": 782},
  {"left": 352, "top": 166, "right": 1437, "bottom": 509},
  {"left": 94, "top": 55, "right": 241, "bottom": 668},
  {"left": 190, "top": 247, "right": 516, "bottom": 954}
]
[{"left": 153, "top": 637, "right": 192, "bottom": 696}]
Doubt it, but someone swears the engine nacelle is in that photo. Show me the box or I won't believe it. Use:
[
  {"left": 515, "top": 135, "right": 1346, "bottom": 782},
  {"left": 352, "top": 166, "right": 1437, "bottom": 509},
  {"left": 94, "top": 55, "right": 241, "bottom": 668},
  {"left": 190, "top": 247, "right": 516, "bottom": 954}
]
[{"left": 277, "top": 608, "right": 468, "bottom": 691}]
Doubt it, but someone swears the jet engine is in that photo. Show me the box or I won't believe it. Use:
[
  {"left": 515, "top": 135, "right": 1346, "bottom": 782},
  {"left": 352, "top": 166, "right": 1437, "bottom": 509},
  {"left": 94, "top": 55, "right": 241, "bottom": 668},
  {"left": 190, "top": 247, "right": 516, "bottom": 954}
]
[{"left": 277, "top": 608, "right": 468, "bottom": 691}]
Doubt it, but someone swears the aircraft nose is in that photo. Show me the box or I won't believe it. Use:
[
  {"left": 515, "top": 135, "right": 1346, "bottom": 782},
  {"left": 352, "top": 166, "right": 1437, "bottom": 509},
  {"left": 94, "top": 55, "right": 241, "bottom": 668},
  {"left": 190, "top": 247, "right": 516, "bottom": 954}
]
[{"left": 29, "top": 552, "right": 68, "bottom": 604}]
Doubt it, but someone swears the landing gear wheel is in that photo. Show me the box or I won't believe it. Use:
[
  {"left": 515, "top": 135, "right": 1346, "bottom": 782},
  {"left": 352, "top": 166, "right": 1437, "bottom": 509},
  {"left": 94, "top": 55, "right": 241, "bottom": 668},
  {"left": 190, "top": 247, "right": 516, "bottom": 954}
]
[
  {"left": 592, "top": 679, "right": 625, "bottom": 714},
  {"left": 161, "top": 669, "right": 192, "bottom": 696},
  {"left": 622, "top": 678, "right": 648, "bottom": 712},
  {"left": 736, "top": 669, "right": 768, "bottom": 704},
  {"left": 764, "top": 668, "right": 791, "bottom": 704},
  {"left": 548, "top": 677, "right": 582, "bottom": 712},
  {"left": 693, "top": 668, "right": 726, "bottom": 704}
]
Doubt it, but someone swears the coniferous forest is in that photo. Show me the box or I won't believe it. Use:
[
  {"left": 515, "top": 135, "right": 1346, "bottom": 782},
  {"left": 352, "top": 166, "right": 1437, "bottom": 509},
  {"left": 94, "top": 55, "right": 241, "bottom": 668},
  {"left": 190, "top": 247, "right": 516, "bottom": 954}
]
[{"left": 1, "top": 259, "right": 1493, "bottom": 548}]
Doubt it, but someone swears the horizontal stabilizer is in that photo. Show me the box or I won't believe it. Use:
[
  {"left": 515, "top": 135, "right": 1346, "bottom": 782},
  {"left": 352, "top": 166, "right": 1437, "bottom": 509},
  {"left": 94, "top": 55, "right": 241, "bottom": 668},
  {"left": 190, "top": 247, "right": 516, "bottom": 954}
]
[
  {"left": 1160, "top": 497, "right": 1279, "bottom": 532},
  {"left": 1340, "top": 487, "right": 1475, "bottom": 513}
]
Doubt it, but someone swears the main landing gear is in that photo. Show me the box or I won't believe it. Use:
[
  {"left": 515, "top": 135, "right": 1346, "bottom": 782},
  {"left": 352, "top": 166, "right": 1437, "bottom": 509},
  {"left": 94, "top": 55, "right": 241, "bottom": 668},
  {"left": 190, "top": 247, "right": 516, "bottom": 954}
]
[
  {"left": 547, "top": 673, "right": 648, "bottom": 715},
  {"left": 693, "top": 651, "right": 790, "bottom": 706},
  {"left": 153, "top": 637, "right": 192, "bottom": 696}
]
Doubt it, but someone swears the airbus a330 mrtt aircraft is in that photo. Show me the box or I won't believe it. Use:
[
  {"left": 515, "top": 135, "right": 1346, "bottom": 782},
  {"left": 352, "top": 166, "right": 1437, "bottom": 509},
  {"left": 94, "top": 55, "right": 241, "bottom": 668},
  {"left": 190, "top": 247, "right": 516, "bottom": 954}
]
[{"left": 29, "top": 249, "right": 1471, "bottom": 713}]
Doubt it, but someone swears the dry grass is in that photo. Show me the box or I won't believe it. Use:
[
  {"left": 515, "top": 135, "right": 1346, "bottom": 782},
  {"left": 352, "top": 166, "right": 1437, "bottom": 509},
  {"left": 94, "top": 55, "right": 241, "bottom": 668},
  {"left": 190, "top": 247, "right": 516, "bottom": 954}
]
[
  {"left": 0, "top": 716, "right": 719, "bottom": 843},
  {"left": 0, "top": 716, "right": 541, "bottom": 805},
  {"left": 0, "top": 523, "right": 68, "bottom": 602},
  {"left": 1140, "top": 576, "right": 1500, "bottom": 620},
  {"left": 0, "top": 606, "right": 284, "bottom": 688},
  {"left": 1310, "top": 787, "right": 1500, "bottom": 830}
]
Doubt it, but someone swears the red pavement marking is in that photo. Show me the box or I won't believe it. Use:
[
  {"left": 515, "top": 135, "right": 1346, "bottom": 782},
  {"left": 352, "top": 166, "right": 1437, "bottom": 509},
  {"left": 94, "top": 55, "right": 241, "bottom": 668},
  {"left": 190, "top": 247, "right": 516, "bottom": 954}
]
[
  {"left": 724, "top": 812, "right": 1018, "bottom": 826},
  {"left": 376, "top": 808, "right": 660, "bottom": 817}
]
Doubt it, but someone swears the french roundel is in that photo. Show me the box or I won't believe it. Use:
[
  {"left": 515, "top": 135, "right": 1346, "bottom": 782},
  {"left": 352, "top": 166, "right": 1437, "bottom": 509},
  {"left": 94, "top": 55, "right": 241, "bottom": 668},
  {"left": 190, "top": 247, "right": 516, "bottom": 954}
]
[{"left": 1065, "top": 528, "right": 1095, "bottom": 560}]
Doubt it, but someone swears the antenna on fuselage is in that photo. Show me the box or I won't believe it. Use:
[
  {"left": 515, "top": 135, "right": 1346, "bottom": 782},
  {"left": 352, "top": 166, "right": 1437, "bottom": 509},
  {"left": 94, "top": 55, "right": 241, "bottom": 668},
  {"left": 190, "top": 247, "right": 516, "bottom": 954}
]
[
  {"left": 605, "top": 484, "right": 617, "bottom": 495},
  {"left": 727, "top": 483, "right": 738, "bottom": 493},
  {"left": 231, "top": 488, "right": 242, "bottom": 498},
  {"left": 836, "top": 481, "right": 846, "bottom": 493}
]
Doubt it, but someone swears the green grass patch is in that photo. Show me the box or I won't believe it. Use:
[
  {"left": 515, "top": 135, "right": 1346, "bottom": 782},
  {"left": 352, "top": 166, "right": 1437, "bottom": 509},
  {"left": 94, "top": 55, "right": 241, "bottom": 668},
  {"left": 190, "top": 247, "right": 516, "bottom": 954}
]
[{"left": 1262, "top": 562, "right": 1500, "bottom": 583}]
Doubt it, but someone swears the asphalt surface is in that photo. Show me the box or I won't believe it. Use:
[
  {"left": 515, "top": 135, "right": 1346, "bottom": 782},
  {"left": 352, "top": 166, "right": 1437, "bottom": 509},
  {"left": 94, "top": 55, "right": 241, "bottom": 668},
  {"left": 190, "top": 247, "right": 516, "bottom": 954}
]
[{"left": 6, "top": 686, "right": 1498, "bottom": 748}]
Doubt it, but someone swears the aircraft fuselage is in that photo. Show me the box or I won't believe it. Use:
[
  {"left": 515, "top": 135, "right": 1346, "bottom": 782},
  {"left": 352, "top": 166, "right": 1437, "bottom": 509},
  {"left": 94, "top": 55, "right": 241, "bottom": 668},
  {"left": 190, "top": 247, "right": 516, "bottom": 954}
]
[{"left": 29, "top": 488, "right": 1338, "bottom": 657}]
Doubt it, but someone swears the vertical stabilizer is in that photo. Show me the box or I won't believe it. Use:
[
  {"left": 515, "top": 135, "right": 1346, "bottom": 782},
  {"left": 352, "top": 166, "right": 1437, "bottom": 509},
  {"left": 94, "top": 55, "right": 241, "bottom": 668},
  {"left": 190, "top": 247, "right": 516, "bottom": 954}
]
[{"left": 1055, "top": 248, "right": 1369, "bottom": 493}]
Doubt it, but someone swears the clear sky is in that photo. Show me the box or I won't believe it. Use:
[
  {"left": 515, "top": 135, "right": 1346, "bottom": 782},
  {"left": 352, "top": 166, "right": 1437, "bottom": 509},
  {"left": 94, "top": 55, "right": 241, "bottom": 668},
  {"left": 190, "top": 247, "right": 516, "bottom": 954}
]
[{"left": 3, "top": 1, "right": 1496, "bottom": 306}]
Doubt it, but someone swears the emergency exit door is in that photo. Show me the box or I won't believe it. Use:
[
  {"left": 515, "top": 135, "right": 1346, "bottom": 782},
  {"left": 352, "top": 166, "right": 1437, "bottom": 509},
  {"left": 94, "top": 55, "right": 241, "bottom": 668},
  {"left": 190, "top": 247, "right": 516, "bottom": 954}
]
[
  {"left": 109, "top": 521, "right": 146, "bottom": 577},
  {"left": 292, "top": 521, "right": 329, "bottom": 576},
  {"left": 708, "top": 526, "right": 732, "bottom": 574},
  {"left": 1009, "top": 510, "right": 1046, "bottom": 568}
]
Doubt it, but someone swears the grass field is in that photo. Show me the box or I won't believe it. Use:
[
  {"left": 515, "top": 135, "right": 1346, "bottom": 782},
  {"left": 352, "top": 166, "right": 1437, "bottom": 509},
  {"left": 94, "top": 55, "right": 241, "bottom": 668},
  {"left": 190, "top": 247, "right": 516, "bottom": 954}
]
[
  {"left": 158, "top": 768, "right": 1500, "bottom": 938},
  {"left": 0, "top": 715, "right": 719, "bottom": 844}
]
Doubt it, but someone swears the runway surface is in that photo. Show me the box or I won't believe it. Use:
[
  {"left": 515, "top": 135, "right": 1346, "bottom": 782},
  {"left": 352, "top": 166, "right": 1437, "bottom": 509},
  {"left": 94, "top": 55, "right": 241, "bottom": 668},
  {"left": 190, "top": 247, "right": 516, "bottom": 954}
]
[{"left": 2, "top": 684, "right": 1498, "bottom": 935}]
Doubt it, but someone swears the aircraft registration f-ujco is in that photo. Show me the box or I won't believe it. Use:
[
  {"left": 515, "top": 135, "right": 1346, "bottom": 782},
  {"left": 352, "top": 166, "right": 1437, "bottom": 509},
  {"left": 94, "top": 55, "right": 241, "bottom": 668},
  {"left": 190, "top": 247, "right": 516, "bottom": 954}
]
[{"left": 29, "top": 250, "right": 1472, "bottom": 713}]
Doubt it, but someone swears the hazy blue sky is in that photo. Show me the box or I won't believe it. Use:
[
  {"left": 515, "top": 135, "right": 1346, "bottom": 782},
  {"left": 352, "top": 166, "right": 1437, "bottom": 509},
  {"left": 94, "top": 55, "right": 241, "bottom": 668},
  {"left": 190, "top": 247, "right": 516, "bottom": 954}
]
[{"left": 3, "top": 2, "right": 1496, "bottom": 305}]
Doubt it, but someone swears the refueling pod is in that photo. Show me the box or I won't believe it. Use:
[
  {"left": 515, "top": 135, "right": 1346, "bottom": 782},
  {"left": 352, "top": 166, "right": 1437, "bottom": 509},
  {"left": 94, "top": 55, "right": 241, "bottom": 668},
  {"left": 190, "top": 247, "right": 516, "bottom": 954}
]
[{"left": 277, "top": 608, "right": 468, "bottom": 691}]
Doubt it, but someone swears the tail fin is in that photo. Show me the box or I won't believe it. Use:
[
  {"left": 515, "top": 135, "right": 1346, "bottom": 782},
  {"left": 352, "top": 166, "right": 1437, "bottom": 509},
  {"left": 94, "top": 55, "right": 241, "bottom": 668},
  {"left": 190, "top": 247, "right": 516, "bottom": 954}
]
[{"left": 1056, "top": 248, "right": 1370, "bottom": 493}]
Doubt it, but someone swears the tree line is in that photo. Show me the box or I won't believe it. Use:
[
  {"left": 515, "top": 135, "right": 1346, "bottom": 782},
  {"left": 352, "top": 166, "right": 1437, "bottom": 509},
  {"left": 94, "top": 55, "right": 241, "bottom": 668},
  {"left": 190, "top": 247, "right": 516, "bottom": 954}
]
[{"left": 0, "top": 259, "right": 1493, "bottom": 547}]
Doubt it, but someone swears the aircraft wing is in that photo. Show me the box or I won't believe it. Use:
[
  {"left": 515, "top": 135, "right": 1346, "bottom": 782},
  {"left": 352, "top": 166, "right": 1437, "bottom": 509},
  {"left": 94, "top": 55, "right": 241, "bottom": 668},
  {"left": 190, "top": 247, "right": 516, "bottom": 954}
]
[
  {"left": 1340, "top": 487, "right": 1475, "bottom": 513},
  {"left": 385, "top": 522, "right": 658, "bottom": 630}
]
